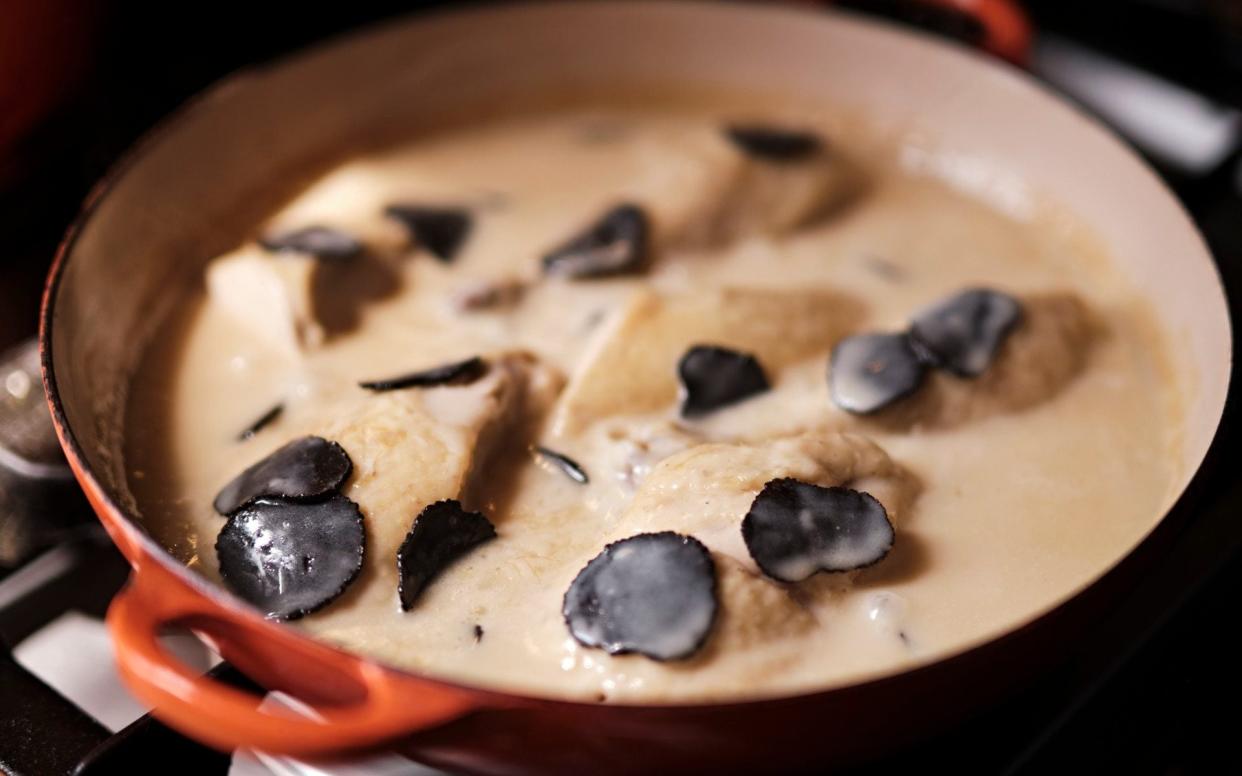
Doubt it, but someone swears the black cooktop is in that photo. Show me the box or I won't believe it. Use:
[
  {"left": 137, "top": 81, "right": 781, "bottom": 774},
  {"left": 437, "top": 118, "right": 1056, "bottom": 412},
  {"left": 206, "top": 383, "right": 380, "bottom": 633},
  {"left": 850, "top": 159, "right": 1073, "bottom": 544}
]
[{"left": 3, "top": 2, "right": 1241, "bottom": 774}]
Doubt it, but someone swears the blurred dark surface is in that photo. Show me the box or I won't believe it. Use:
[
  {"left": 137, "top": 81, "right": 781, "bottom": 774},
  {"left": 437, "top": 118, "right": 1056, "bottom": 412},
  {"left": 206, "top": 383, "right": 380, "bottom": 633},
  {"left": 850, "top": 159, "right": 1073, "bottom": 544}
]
[{"left": 2, "top": 1, "right": 1242, "bottom": 774}]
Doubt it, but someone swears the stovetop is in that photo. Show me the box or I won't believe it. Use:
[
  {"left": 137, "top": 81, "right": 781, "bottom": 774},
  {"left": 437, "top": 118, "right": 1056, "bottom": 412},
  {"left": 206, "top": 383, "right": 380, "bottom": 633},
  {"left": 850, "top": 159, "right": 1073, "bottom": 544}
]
[{"left": 3, "top": 2, "right": 1242, "bottom": 774}]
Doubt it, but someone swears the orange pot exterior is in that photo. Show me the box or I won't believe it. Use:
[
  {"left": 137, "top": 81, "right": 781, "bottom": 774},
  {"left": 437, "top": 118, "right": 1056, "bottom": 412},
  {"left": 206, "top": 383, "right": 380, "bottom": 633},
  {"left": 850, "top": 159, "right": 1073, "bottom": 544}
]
[
  {"left": 935, "top": 0, "right": 1031, "bottom": 64},
  {"left": 803, "top": 0, "right": 1031, "bottom": 64},
  {"left": 54, "top": 418, "right": 490, "bottom": 757},
  {"left": 49, "top": 417, "right": 1053, "bottom": 771}
]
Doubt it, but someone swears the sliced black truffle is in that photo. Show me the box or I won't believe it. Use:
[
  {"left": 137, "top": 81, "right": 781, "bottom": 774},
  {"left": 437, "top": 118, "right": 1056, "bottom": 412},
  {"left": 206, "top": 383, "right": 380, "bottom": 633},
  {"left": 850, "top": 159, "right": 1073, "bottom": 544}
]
[
  {"left": 384, "top": 205, "right": 472, "bottom": 262},
  {"left": 742, "top": 479, "right": 893, "bottom": 582},
  {"left": 533, "top": 446, "right": 589, "bottom": 484},
  {"left": 829, "top": 332, "right": 927, "bottom": 414},
  {"left": 724, "top": 124, "right": 823, "bottom": 162},
  {"left": 398, "top": 500, "right": 496, "bottom": 610},
  {"left": 562, "top": 532, "right": 718, "bottom": 661},
  {"left": 237, "top": 403, "right": 284, "bottom": 441},
  {"left": 259, "top": 226, "right": 363, "bottom": 261},
  {"left": 216, "top": 494, "right": 365, "bottom": 620},
  {"left": 909, "top": 288, "right": 1022, "bottom": 377},
  {"left": 678, "top": 345, "right": 770, "bottom": 418},
  {"left": 359, "top": 356, "right": 487, "bottom": 392},
  {"left": 541, "top": 204, "right": 649, "bottom": 279},
  {"left": 213, "top": 436, "right": 352, "bottom": 515}
]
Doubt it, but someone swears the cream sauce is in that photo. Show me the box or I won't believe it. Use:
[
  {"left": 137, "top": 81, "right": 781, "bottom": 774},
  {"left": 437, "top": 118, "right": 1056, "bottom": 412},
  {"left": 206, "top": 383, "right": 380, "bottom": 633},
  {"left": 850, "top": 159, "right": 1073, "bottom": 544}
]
[{"left": 125, "top": 104, "right": 1180, "bottom": 702}]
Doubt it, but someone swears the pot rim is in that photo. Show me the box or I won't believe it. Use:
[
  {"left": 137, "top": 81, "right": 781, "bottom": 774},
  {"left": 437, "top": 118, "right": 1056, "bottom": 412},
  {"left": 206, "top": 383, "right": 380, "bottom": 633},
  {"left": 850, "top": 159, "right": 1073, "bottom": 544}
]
[{"left": 37, "top": 0, "right": 1234, "bottom": 715}]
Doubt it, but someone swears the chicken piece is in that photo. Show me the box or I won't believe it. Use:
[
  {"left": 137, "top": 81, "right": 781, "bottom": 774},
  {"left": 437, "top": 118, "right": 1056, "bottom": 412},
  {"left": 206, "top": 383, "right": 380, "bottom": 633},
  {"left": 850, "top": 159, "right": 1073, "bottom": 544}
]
[
  {"left": 598, "top": 429, "right": 914, "bottom": 658},
  {"left": 612, "top": 429, "right": 917, "bottom": 569},
  {"left": 631, "top": 124, "right": 862, "bottom": 251},
  {"left": 204, "top": 247, "right": 322, "bottom": 357},
  {"left": 551, "top": 287, "right": 862, "bottom": 434},
  {"left": 708, "top": 556, "right": 818, "bottom": 652},
  {"left": 583, "top": 419, "right": 706, "bottom": 496},
  {"left": 294, "top": 353, "right": 562, "bottom": 578},
  {"left": 863, "top": 292, "right": 1096, "bottom": 431},
  {"left": 205, "top": 239, "right": 402, "bottom": 352}
]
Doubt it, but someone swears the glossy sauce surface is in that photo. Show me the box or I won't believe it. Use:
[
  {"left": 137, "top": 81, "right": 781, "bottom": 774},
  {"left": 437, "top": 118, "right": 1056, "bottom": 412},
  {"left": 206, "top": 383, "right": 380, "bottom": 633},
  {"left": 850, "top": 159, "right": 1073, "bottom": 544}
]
[{"left": 125, "top": 103, "right": 1181, "bottom": 702}]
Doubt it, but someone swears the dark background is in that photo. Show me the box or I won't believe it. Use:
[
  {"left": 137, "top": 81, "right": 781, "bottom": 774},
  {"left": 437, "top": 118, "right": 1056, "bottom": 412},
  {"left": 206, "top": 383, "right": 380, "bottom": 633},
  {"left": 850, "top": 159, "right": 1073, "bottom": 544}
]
[{"left": 2, "top": 1, "right": 1242, "bottom": 773}]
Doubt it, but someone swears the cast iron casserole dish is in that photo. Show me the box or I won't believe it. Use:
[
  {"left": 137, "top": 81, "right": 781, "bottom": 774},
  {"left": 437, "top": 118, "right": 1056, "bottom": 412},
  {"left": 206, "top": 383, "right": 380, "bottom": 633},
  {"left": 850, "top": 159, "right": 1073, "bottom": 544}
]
[{"left": 39, "top": 3, "right": 1231, "bottom": 772}]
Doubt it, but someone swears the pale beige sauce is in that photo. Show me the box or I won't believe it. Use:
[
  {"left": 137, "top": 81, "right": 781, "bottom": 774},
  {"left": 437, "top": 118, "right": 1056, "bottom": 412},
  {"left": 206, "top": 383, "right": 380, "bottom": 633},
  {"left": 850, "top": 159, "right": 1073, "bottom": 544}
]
[{"left": 125, "top": 104, "right": 1180, "bottom": 702}]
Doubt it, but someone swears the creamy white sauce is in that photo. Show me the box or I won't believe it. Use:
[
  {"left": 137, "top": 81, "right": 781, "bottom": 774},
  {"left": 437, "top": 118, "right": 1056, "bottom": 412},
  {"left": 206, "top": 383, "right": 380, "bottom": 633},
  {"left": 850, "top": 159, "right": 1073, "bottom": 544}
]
[{"left": 124, "top": 102, "right": 1181, "bottom": 703}]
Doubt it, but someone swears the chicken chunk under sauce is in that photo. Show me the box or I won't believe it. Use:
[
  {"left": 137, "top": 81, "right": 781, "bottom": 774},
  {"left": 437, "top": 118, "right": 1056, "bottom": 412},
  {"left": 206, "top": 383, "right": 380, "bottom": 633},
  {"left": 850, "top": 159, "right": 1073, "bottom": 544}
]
[{"left": 125, "top": 101, "right": 1181, "bottom": 702}]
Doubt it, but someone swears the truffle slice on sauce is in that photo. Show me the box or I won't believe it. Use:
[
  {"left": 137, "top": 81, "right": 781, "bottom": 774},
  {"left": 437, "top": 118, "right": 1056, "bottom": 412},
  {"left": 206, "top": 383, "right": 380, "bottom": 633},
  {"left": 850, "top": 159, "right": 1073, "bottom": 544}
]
[
  {"left": 829, "top": 332, "right": 928, "bottom": 415},
  {"left": 541, "top": 203, "right": 650, "bottom": 279},
  {"left": 359, "top": 356, "right": 488, "bottom": 391},
  {"left": 741, "top": 479, "right": 894, "bottom": 582},
  {"left": 259, "top": 226, "right": 363, "bottom": 261},
  {"left": 723, "top": 124, "right": 824, "bottom": 162},
  {"left": 236, "top": 403, "right": 284, "bottom": 441},
  {"left": 858, "top": 292, "right": 1094, "bottom": 430},
  {"left": 384, "top": 205, "right": 473, "bottom": 262},
  {"left": 533, "top": 446, "right": 590, "bottom": 484},
  {"left": 213, "top": 435, "right": 352, "bottom": 515},
  {"left": 908, "top": 288, "right": 1023, "bottom": 378},
  {"left": 677, "top": 345, "right": 770, "bottom": 419},
  {"left": 216, "top": 494, "right": 365, "bottom": 620},
  {"left": 563, "top": 532, "right": 718, "bottom": 661},
  {"left": 609, "top": 430, "right": 917, "bottom": 580},
  {"left": 398, "top": 500, "right": 496, "bottom": 610}
]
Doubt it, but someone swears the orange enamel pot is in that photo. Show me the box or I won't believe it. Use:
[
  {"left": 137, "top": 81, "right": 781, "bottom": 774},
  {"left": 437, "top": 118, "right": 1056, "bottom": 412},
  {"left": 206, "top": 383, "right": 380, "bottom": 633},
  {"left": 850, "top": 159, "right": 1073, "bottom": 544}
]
[{"left": 39, "top": 3, "right": 1231, "bottom": 772}]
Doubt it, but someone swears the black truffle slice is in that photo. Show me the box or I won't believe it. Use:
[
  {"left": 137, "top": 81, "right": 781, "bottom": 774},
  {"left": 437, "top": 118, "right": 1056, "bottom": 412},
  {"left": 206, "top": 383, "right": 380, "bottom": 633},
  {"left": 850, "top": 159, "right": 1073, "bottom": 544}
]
[
  {"left": 541, "top": 204, "right": 649, "bottom": 279},
  {"left": 742, "top": 479, "right": 894, "bottom": 582},
  {"left": 216, "top": 494, "right": 365, "bottom": 620},
  {"left": 259, "top": 226, "right": 363, "bottom": 261},
  {"left": 213, "top": 436, "right": 352, "bottom": 515},
  {"left": 829, "top": 332, "right": 927, "bottom": 414},
  {"left": 678, "top": 345, "right": 770, "bottom": 418},
  {"left": 723, "top": 124, "right": 823, "bottom": 162},
  {"left": 533, "top": 446, "right": 589, "bottom": 484},
  {"left": 383, "top": 205, "right": 472, "bottom": 262},
  {"left": 562, "top": 532, "right": 718, "bottom": 661},
  {"left": 237, "top": 403, "right": 284, "bottom": 441},
  {"left": 358, "top": 356, "right": 487, "bottom": 392},
  {"left": 398, "top": 500, "right": 496, "bottom": 610},
  {"left": 908, "top": 288, "right": 1022, "bottom": 377}
]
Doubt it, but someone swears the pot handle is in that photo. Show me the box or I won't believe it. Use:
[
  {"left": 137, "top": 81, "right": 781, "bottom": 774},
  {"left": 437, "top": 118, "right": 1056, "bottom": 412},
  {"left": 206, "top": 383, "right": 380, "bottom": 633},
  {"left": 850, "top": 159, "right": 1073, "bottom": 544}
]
[
  {"left": 819, "top": 0, "right": 1032, "bottom": 65},
  {"left": 107, "top": 570, "right": 481, "bottom": 756}
]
